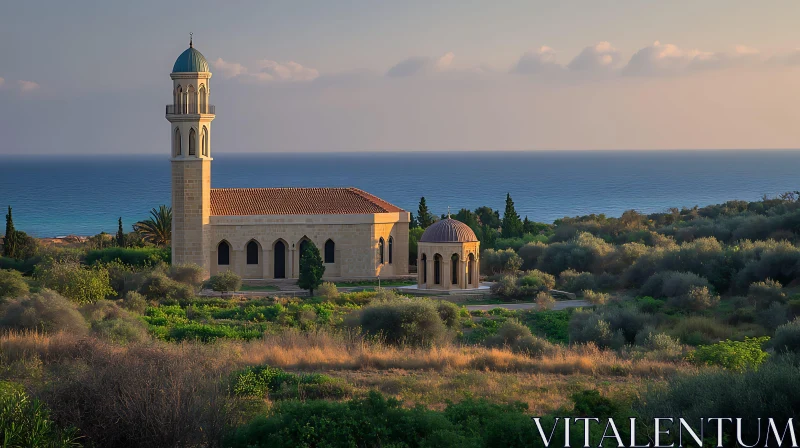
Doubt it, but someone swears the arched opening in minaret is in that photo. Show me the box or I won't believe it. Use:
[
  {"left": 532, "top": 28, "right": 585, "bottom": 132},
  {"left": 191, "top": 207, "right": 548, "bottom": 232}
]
[
  {"left": 189, "top": 128, "right": 197, "bottom": 156},
  {"left": 199, "top": 85, "right": 207, "bottom": 113},
  {"left": 175, "top": 85, "right": 183, "bottom": 112},
  {"left": 202, "top": 127, "right": 208, "bottom": 157},
  {"left": 187, "top": 85, "right": 196, "bottom": 114},
  {"left": 174, "top": 128, "right": 181, "bottom": 156},
  {"left": 273, "top": 240, "right": 286, "bottom": 279}
]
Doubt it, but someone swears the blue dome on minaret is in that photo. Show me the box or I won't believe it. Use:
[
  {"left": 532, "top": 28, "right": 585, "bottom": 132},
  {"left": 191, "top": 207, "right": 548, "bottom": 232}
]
[{"left": 172, "top": 39, "right": 209, "bottom": 73}]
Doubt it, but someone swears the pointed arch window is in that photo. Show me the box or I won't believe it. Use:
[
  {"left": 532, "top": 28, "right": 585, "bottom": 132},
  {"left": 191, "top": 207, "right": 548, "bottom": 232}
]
[
  {"left": 388, "top": 236, "right": 393, "bottom": 264},
  {"left": 174, "top": 128, "right": 181, "bottom": 156},
  {"left": 189, "top": 128, "right": 197, "bottom": 156},
  {"left": 246, "top": 241, "right": 259, "bottom": 265},
  {"left": 199, "top": 85, "right": 207, "bottom": 113},
  {"left": 451, "top": 254, "right": 459, "bottom": 286},
  {"left": 202, "top": 127, "right": 208, "bottom": 156},
  {"left": 218, "top": 241, "right": 230, "bottom": 265},
  {"left": 378, "top": 238, "right": 385, "bottom": 264},
  {"left": 324, "top": 239, "right": 335, "bottom": 263}
]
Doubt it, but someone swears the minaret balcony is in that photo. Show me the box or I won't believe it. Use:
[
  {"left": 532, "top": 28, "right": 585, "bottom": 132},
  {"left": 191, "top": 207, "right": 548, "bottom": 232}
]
[{"left": 166, "top": 104, "right": 215, "bottom": 115}]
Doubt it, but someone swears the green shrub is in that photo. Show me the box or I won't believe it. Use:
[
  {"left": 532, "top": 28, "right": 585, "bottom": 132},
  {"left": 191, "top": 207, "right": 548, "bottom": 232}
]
[
  {"left": 773, "top": 318, "right": 800, "bottom": 354},
  {"left": 84, "top": 246, "right": 170, "bottom": 267},
  {"left": 571, "top": 389, "right": 621, "bottom": 418},
  {"left": 669, "top": 285, "right": 720, "bottom": 311},
  {"left": 435, "top": 300, "right": 461, "bottom": 328},
  {"left": 0, "top": 382, "right": 80, "bottom": 447},
  {"left": 230, "top": 365, "right": 352, "bottom": 400},
  {"left": 523, "top": 309, "right": 571, "bottom": 344},
  {"left": 558, "top": 269, "right": 596, "bottom": 293},
  {"left": 535, "top": 291, "right": 555, "bottom": 311},
  {"left": 687, "top": 336, "right": 770, "bottom": 372},
  {"left": 0, "top": 290, "right": 87, "bottom": 335},
  {"left": 635, "top": 296, "right": 664, "bottom": 313},
  {"left": 167, "top": 263, "right": 204, "bottom": 287},
  {"left": 641, "top": 271, "right": 711, "bottom": 300},
  {"left": 35, "top": 260, "right": 114, "bottom": 304},
  {"left": 669, "top": 316, "right": 733, "bottom": 346},
  {"left": 568, "top": 311, "right": 624, "bottom": 349},
  {"left": 485, "top": 318, "right": 557, "bottom": 357},
  {"left": 0, "top": 256, "right": 38, "bottom": 275},
  {"left": 318, "top": 282, "right": 339, "bottom": 300},
  {"left": 490, "top": 275, "right": 519, "bottom": 299},
  {"left": 602, "top": 307, "right": 654, "bottom": 344},
  {"left": 357, "top": 299, "right": 449, "bottom": 347},
  {"left": 121, "top": 291, "right": 147, "bottom": 313},
  {"left": 206, "top": 270, "right": 242, "bottom": 293},
  {"left": 0, "top": 268, "right": 29, "bottom": 300},
  {"left": 139, "top": 273, "right": 194, "bottom": 302},
  {"left": 81, "top": 300, "right": 149, "bottom": 343},
  {"left": 518, "top": 269, "right": 556, "bottom": 292},
  {"left": 748, "top": 279, "right": 786, "bottom": 309},
  {"left": 582, "top": 289, "right": 610, "bottom": 305}
]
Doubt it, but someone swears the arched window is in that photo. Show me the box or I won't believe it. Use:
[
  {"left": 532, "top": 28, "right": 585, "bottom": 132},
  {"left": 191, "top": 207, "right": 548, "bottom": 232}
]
[
  {"left": 324, "top": 239, "right": 335, "bottom": 263},
  {"left": 199, "top": 85, "right": 207, "bottom": 113},
  {"left": 217, "top": 241, "right": 230, "bottom": 265},
  {"left": 433, "top": 254, "right": 442, "bottom": 285},
  {"left": 421, "top": 254, "right": 427, "bottom": 284},
  {"left": 246, "top": 241, "right": 259, "bottom": 265},
  {"left": 202, "top": 126, "right": 208, "bottom": 156},
  {"left": 187, "top": 85, "right": 196, "bottom": 113},
  {"left": 388, "top": 236, "right": 393, "bottom": 264},
  {"left": 174, "top": 128, "right": 181, "bottom": 156},
  {"left": 451, "top": 254, "right": 459, "bottom": 286},
  {"left": 378, "top": 238, "right": 385, "bottom": 264},
  {"left": 189, "top": 128, "right": 196, "bottom": 155},
  {"left": 175, "top": 85, "right": 183, "bottom": 112}
]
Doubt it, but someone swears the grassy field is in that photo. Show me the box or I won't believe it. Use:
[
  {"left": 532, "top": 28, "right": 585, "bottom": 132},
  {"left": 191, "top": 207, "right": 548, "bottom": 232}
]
[{"left": 238, "top": 284, "right": 279, "bottom": 292}]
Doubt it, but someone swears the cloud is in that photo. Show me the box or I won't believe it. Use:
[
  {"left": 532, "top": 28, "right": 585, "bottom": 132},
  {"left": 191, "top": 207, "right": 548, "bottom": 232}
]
[
  {"left": 511, "top": 46, "right": 562, "bottom": 75},
  {"left": 622, "top": 42, "right": 761, "bottom": 76},
  {"left": 17, "top": 80, "right": 39, "bottom": 92},
  {"left": 567, "top": 42, "right": 623, "bottom": 72},
  {"left": 386, "top": 52, "right": 456, "bottom": 77},
  {"left": 212, "top": 58, "right": 247, "bottom": 78},
  {"left": 252, "top": 60, "right": 319, "bottom": 82}
]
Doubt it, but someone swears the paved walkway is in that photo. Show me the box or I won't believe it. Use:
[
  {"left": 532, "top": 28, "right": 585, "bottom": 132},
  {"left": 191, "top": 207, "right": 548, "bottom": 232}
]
[{"left": 466, "top": 299, "right": 591, "bottom": 311}]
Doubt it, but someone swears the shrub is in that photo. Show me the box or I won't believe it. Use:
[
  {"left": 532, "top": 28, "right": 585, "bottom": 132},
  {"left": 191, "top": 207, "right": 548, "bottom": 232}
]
[
  {"left": 485, "top": 318, "right": 557, "bottom": 357},
  {"left": 748, "top": 279, "right": 786, "bottom": 309},
  {"left": 635, "top": 296, "right": 664, "bottom": 313},
  {"left": 139, "top": 273, "right": 194, "bottom": 302},
  {"left": 81, "top": 300, "right": 149, "bottom": 344},
  {"left": 35, "top": 260, "right": 114, "bottom": 304},
  {"left": 635, "top": 327, "right": 683, "bottom": 353},
  {"left": 568, "top": 311, "right": 624, "bottom": 349},
  {"left": 490, "top": 275, "right": 518, "bottom": 299},
  {"left": 558, "top": 269, "right": 596, "bottom": 293},
  {"left": 357, "top": 299, "right": 449, "bottom": 347},
  {"left": 0, "top": 382, "right": 80, "bottom": 447},
  {"left": 582, "top": 289, "right": 610, "bottom": 305},
  {"left": 481, "top": 248, "right": 521, "bottom": 275},
  {"left": 602, "top": 307, "right": 653, "bottom": 344},
  {"left": 121, "top": 291, "right": 147, "bottom": 313},
  {"left": 519, "top": 269, "right": 556, "bottom": 291},
  {"left": 571, "top": 389, "right": 621, "bottom": 419},
  {"left": 773, "top": 318, "right": 800, "bottom": 354},
  {"left": 687, "top": 337, "right": 770, "bottom": 372},
  {"left": 435, "top": 300, "right": 461, "bottom": 328},
  {"left": 669, "top": 316, "right": 733, "bottom": 346},
  {"left": 0, "top": 290, "right": 88, "bottom": 335},
  {"left": 0, "top": 268, "right": 28, "bottom": 300},
  {"left": 84, "top": 246, "right": 170, "bottom": 267},
  {"left": 519, "top": 241, "right": 547, "bottom": 270},
  {"left": 669, "top": 285, "right": 720, "bottom": 311},
  {"left": 206, "top": 270, "right": 242, "bottom": 293},
  {"left": 757, "top": 302, "right": 790, "bottom": 330},
  {"left": 372, "top": 287, "right": 401, "bottom": 302},
  {"left": 318, "top": 282, "right": 339, "bottom": 300},
  {"left": 167, "top": 263, "right": 204, "bottom": 287},
  {"left": 535, "top": 292, "right": 555, "bottom": 311},
  {"left": 641, "top": 271, "right": 712, "bottom": 299}
]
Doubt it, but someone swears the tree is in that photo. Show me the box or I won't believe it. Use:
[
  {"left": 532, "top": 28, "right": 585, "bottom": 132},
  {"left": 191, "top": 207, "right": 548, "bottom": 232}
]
[
  {"left": 501, "top": 193, "right": 523, "bottom": 238},
  {"left": 298, "top": 241, "right": 325, "bottom": 296},
  {"left": 409, "top": 213, "right": 419, "bottom": 229},
  {"left": 133, "top": 205, "right": 172, "bottom": 247},
  {"left": 116, "top": 217, "right": 126, "bottom": 247},
  {"left": 3, "top": 206, "right": 16, "bottom": 259},
  {"left": 34, "top": 260, "right": 114, "bottom": 304},
  {"left": 417, "top": 197, "right": 435, "bottom": 229}
]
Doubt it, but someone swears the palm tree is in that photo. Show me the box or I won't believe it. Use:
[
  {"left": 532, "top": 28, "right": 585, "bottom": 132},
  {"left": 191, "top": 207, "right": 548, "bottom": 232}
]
[{"left": 133, "top": 205, "right": 172, "bottom": 247}]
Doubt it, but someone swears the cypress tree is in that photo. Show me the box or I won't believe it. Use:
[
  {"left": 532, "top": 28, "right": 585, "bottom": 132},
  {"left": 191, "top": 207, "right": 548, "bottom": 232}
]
[
  {"left": 116, "top": 217, "right": 126, "bottom": 247},
  {"left": 298, "top": 241, "right": 325, "bottom": 296},
  {"left": 3, "top": 206, "right": 16, "bottom": 259},
  {"left": 501, "top": 193, "right": 523, "bottom": 238},
  {"left": 417, "top": 197, "right": 434, "bottom": 229}
]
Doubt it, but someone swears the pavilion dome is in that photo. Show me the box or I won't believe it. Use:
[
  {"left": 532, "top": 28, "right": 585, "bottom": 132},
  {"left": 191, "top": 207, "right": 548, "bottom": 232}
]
[
  {"left": 173, "top": 46, "right": 209, "bottom": 73},
  {"left": 419, "top": 218, "right": 478, "bottom": 243}
]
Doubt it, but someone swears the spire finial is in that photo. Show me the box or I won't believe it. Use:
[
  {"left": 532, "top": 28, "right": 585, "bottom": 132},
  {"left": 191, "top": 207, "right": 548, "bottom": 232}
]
[
  {"left": 447, "top": 206, "right": 451, "bottom": 219},
  {"left": 189, "top": 32, "right": 193, "bottom": 48}
]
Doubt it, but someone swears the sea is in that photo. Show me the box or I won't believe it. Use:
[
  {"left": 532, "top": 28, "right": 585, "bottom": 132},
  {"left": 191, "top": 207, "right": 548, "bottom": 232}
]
[{"left": 1, "top": 150, "right": 798, "bottom": 238}]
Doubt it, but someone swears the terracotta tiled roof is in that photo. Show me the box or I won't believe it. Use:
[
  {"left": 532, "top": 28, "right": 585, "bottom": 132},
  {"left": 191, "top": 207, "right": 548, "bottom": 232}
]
[{"left": 210, "top": 187, "right": 405, "bottom": 216}]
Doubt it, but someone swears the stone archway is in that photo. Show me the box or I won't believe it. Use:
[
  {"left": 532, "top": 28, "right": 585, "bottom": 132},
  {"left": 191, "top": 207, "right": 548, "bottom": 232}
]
[{"left": 273, "top": 240, "right": 286, "bottom": 279}]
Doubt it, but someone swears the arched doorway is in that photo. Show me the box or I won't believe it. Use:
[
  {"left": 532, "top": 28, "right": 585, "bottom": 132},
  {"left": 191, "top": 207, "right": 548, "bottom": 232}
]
[
  {"left": 451, "top": 254, "right": 459, "bottom": 287},
  {"left": 421, "top": 254, "right": 427, "bottom": 284},
  {"left": 433, "top": 254, "right": 442, "bottom": 285},
  {"left": 274, "top": 241, "right": 286, "bottom": 279}
]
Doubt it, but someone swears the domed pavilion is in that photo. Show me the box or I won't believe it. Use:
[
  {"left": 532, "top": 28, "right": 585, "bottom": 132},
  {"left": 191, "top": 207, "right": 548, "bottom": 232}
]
[{"left": 417, "top": 218, "right": 480, "bottom": 290}]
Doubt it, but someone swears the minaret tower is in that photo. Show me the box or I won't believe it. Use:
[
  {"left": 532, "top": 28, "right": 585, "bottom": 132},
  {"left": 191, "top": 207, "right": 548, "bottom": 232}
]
[{"left": 167, "top": 35, "right": 215, "bottom": 277}]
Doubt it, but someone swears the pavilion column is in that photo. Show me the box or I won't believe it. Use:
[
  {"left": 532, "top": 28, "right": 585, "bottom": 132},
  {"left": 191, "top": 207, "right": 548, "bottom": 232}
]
[{"left": 460, "top": 259, "right": 467, "bottom": 289}]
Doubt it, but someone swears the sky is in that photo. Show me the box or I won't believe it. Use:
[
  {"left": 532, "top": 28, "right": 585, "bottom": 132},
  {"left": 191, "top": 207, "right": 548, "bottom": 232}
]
[{"left": 2, "top": 0, "right": 800, "bottom": 154}]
